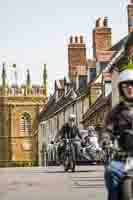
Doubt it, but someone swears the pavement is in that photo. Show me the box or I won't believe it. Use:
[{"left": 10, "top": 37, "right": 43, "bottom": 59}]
[{"left": 1, "top": 165, "right": 107, "bottom": 200}]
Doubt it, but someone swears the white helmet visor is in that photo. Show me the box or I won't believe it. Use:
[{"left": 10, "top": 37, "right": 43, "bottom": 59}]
[{"left": 118, "top": 70, "right": 133, "bottom": 84}]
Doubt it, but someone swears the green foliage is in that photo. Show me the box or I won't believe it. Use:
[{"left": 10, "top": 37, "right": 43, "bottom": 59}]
[{"left": 120, "top": 56, "right": 133, "bottom": 72}]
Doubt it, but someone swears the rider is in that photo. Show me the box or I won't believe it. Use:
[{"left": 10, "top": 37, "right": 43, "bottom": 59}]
[
  {"left": 104, "top": 62, "right": 133, "bottom": 200},
  {"left": 87, "top": 126, "right": 100, "bottom": 150},
  {"left": 55, "top": 114, "right": 82, "bottom": 163},
  {"left": 81, "top": 126, "right": 100, "bottom": 162}
]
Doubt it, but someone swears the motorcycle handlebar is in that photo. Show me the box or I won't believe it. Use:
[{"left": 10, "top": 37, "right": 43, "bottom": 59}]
[{"left": 62, "top": 138, "right": 80, "bottom": 141}]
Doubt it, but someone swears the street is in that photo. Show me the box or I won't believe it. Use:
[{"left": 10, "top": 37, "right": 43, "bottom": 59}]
[{"left": 2, "top": 165, "right": 107, "bottom": 200}]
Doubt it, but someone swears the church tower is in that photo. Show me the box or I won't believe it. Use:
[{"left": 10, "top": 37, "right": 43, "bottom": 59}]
[{"left": 0, "top": 63, "right": 48, "bottom": 167}]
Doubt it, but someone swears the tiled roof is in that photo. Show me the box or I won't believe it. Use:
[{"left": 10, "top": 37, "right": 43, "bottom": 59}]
[
  {"left": 105, "top": 32, "right": 133, "bottom": 72},
  {"left": 110, "top": 35, "right": 128, "bottom": 51},
  {"left": 39, "top": 94, "right": 55, "bottom": 119},
  {"left": 82, "top": 94, "right": 111, "bottom": 122},
  {"left": 39, "top": 88, "right": 80, "bottom": 121},
  {"left": 55, "top": 79, "right": 65, "bottom": 89},
  {"left": 39, "top": 33, "right": 133, "bottom": 122},
  {"left": 59, "top": 79, "right": 65, "bottom": 89}
]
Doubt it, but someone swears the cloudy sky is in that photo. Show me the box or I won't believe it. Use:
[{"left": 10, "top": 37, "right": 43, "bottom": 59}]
[{"left": 0, "top": 0, "right": 128, "bottom": 94}]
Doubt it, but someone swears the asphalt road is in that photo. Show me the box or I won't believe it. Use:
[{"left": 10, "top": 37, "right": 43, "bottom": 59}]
[{"left": 1, "top": 165, "right": 107, "bottom": 200}]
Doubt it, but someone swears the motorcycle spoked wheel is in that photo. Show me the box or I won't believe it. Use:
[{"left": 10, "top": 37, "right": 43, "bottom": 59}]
[
  {"left": 64, "top": 155, "right": 69, "bottom": 172},
  {"left": 122, "top": 177, "right": 133, "bottom": 200},
  {"left": 70, "top": 158, "right": 76, "bottom": 172}
]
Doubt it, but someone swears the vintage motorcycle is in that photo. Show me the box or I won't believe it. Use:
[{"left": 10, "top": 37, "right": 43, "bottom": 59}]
[
  {"left": 106, "top": 132, "right": 133, "bottom": 200},
  {"left": 102, "top": 140, "right": 114, "bottom": 165},
  {"left": 62, "top": 138, "right": 76, "bottom": 172},
  {"left": 122, "top": 155, "right": 133, "bottom": 200}
]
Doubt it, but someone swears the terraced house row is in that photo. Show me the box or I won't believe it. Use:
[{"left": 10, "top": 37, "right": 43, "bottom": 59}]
[
  {"left": 0, "top": 0, "right": 132, "bottom": 167},
  {"left": 38, "top": 1, "right": 133, "bottom": 166}
]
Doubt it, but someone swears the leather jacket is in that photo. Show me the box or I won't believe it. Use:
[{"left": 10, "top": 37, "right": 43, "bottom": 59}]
[
  {"left": 104, "top": 102, "right": 133, "bottom": 152},
  {"left": 55, "top": 123, "right": 81, "bottom": 142}
]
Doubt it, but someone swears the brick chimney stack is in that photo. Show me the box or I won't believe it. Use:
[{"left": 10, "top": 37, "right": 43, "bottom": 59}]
[
  {"left": 127, "top": 0, "right": 133, "bottom": 32},
  {"left": 68, "top": 35, "right": 87, "bottom": 81},
  {"left": 93, "top": 17, "right": 112, "bottom": 59}
]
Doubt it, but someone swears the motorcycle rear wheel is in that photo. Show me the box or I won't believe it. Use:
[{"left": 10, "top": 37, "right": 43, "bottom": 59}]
[{"left": 122, "top": 177, "right": 133, "bottom": 200}]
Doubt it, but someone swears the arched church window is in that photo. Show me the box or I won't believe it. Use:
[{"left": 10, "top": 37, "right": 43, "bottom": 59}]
[{"left": 20, "top": 113, "right": 32, "bottom": 136}]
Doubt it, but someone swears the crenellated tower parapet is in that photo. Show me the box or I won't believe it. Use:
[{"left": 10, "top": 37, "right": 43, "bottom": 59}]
[
  {"left": 0, "top": 63, "right": 48, "bottom": 98},
  {"left": 0, "top": 84, "right": 47, "bottom": 97}
]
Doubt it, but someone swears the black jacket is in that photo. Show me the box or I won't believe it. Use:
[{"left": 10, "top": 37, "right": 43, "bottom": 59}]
[
  {"left": 55, "top": 123, "right": 81, "bottom": 141},
  {"left": 105, "top": 102, "right": 133, "bottom": 152}
]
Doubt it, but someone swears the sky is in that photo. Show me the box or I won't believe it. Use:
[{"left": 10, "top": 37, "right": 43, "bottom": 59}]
[{"left": 0, "top": 0, "right": 129, "bottom": 94}]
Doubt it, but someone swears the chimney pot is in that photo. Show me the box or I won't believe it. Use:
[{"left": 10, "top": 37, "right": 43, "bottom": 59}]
[
  {"left": 93, "top": 17, "right": 112, "bottom": 58},
  {"left": 128, "top": 0, "right": 133, "bottom": 32},
  {"left": 70, "top": 36, "right": 73, "bottom": 43},
  {"left": 103, "top": 17, "right": 108, "bottom": 27},
  {"left": 80, "top": 36, "right": 83, "bottom": 43},
  {"left": 129, "top": 0, "right": 133, "bottom": 4},
  {"left": 96, "top": 17, "right": 101, "bottom": 27},
  {"left": 75, "top": 36, "right": 78, "bottom": 43}
]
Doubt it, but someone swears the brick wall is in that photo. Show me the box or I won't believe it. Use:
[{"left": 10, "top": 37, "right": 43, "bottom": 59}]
[
  {"left": 93, "top": 17, "right": 112, "bottom": 58},
  {"left": 68, "top": 36, "right": 87, "bottom": 81},
  {"left": 128, "top": 1, "right": 133, "bottom": 32}
]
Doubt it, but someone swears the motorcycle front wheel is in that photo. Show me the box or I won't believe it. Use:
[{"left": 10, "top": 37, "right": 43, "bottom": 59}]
[
  {"left": 70, "top": 146, "right": 76, "bottom": 172},
  {"left": 70, "top": 159, "right": 75, "bottom": 172},
  {"left": 64, "top": 155, "right": 69, "bottom": 172},
  {"left": 122, "top": 177, "right": 133, "bottom": 200}
]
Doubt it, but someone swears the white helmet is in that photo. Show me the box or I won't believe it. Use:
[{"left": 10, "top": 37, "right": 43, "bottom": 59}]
[
  {"left": 118, "top": 69, "right": 133, "bottom": 84},
  {"left": 68, "top": 114, "right": 76, "bottom": 122},
  {"left": 88, "top": 126, "right": 95, "bottom": 132},
  {"left": 118, "top": 69, "right": 133, "bottom": 102},
  {"left": 87, "top": 126, "right": 96, "bottom": 136}
]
